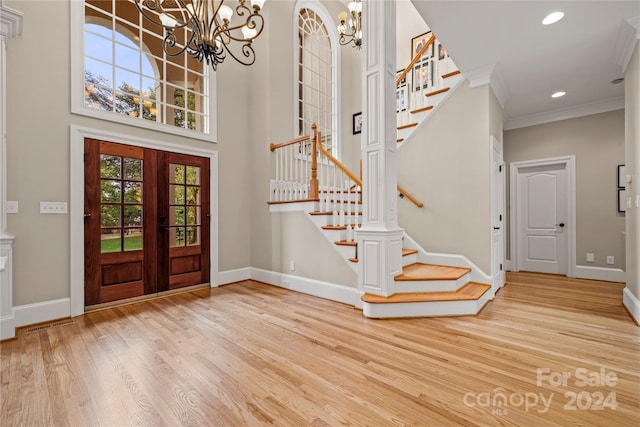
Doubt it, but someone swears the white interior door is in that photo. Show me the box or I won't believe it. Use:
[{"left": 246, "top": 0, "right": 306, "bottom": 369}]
[
  {"left": 517, "top": 164, "right": 568, "bottom": 274},
  {"left": 491, "top": 136, "right": 505, "bottom": 290}
]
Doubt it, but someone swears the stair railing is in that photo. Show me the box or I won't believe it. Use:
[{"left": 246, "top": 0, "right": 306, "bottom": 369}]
[
  {"left": 395, "top": 32, "right": 457, "bottom": 128},
  {"left": 269, "top": 124, "right": 318, "bottom": 202},
  {"left": 269, "top": 124, "right": 423, "bottom": 210}
]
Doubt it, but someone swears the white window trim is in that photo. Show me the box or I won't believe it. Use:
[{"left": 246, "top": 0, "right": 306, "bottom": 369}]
[
  {"left": 70, "top": 0, "right": 218, "bottom": 143},
  {"left": 292, "top": 0, "right": 340, "bottom": 159},
  {"left": 69, "top": 124, "right": 220, "bottom": 317}
]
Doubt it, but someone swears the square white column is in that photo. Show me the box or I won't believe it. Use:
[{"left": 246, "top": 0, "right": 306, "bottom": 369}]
[{"left": 357, "top": 0, "right": 403, "bottom": 297}]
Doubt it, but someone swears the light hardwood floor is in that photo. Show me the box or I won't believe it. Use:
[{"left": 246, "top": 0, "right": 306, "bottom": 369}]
[{"left": 1, "top": 272, "right": 639, "bottom": 426}]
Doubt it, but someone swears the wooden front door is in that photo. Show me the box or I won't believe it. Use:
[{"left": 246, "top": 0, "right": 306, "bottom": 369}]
[{"left": 84, "top": 139, "right": 210, "bottom": 306}]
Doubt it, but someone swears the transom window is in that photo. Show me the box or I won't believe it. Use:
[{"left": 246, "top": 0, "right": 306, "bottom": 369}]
[
  {"left": 296, "top": 6, "right": 337, "bottom": 155},
  {"left": 80, "top": 0, "right": 209, "bottom": 135}
]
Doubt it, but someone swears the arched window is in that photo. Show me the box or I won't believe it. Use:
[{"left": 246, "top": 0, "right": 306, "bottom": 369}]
[
  {"left": 75, "top": 0, "right": 212, "bottom": 138},
  {"left": 295, "top": 2, "right": 339, "bottom": 157}
]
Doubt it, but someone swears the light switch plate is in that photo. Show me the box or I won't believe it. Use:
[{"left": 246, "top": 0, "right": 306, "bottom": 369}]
[
  {"left": 40, "top": 201, "right": 68, "bottom": 214},
  {"left": 6, "top": 201, "right": 18, "bottom": 213}
]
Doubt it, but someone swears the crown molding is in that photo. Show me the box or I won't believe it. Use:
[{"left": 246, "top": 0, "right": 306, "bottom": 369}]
[
  {"left": 504, "top": 96, "right": 624, "bottom": 130},
  {"left": 613, "top": 16, "right": 640, "bottom": 73},
  {"left": 0, "top": 5, "right": 23, "bottom": 40},
  {"left": 462, "top": 63, "right": 510, "bottom": 109}
]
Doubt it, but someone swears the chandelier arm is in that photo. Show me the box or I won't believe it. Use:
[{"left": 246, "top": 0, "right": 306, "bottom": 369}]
[
  {"left": 215, "top": 14, "right": 264, "bottom": 42},
  {"left": 135, "top": 0, "right": 190, "bottom": 29},
  {"left": 220, "top": 41, "right": 256, "bottom": 66}
]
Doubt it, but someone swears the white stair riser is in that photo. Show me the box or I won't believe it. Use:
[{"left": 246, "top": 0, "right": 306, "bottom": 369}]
[
  {"left": 402, "top": 253, "right": 417, "bottom": 266},
  {"left": 394, "top": 274, "right": 469, "bottom": 293},
  {"left": 362, "top": 289, "right": 493, "bottom": 319}
]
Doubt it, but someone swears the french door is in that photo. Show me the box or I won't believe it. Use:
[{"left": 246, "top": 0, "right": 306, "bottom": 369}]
[{"left": 84, "top": 139, "right": 210, "bottom": 306}]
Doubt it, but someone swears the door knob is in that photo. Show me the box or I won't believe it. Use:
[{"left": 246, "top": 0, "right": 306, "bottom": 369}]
[
  {"left": 159, "top": 225, "right": 169, "bottom": 232},
  {"left": 556, "top": 223, "right": 565, "bottom": 228}
]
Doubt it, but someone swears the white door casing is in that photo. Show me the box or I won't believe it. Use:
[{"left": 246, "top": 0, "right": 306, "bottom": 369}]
[
  {"left": 510, "top": 156, "right": 576, "bottom": 277},
  {"left": 491, "top": 135, "right": 505, "bottom": 290}
]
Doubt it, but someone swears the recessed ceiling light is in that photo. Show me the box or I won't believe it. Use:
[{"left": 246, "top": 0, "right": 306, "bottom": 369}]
[
  {"left": 551, "top": 91, "right": 566, "bottom": 98},
  {"left": 612, "top": 78, "right": 624, "bottom": 84},
  {"left": 542, "top": 11, "right": 564, "bottom": 25}
]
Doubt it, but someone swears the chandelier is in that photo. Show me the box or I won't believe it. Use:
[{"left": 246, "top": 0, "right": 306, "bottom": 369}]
[
  {"left": 135, "top": 0, "right": 266, "bottom": 70},
  {"left": 337, "top": 1, "right": 362, "bottom": 49}
]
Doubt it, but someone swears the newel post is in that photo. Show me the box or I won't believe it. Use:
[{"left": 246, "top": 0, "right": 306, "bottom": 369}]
[{"left": 310, "top": 123, "right": 319, "bottom": 199}]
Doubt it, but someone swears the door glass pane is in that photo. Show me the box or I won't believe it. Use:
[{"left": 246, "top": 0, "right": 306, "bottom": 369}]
[
  {"left": 124, "top": 181, "right": 143, "bottom": 203},
  {"left": 101, "top": 229, "right": 122, "bottom": 253},
  {"left": 101, "top": 205, "right": 121, "bottom": 227},
  {"left": 170, "top": 163, "right": 185, "bottom": 184},
  {"left": 101, "top": 180, "right": 121, "bottom": 202},
  {"left": 186, "top": 165, "right": 200, "bottom": 185},
  {"left": 186, "top": 207, "right": 199, "bottom": 225},
  {"left": 100, "top": 155, "right": 121, "bottom": 178},
  {"left": 124, "top": 158, "right": 143, "bottom": 180},
  {"left": 170, "top": 227, "right": 186, "bottom": 247},
  {"left": 186, "top": 226, "right": 200, "bottom": 246},
  {"left": 186, "top": 186, "right": 200, "bottom": 205},
  {"left": 170, "top": 185, "right": 185, "bottom": 204},
  {"left": 124, "top": 205, "right": 143, "bottom": 226},
  {"left": 124, "top": 228, "right": 143, "bottom": 251},
  {"left": 170, "top": 206, "right": 185, "bottom": 226}
]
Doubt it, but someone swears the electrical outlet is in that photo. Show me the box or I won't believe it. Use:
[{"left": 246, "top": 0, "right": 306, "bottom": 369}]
[
  {"left": 40, "top": 202, "right": 68, "bottom": 214},
  {"left": 6, "top": 201, "right": 18, "bottom": 214},
  {"left": 606, "top": 256, "right": 614, "bottom": 265},
  {"left": 289, "top": 260, "right": 295, "bottom": 271},
  {"left": 586, "top": 253, "right": 594, "bottom": 263}
]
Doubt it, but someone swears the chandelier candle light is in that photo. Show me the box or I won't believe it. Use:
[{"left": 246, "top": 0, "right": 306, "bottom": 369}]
[
  {"left": 337, "top": 0, "right": 362, "bottom": 49},
  {"left": 135, "top": 0, "right": 266, "bottom": 70}
]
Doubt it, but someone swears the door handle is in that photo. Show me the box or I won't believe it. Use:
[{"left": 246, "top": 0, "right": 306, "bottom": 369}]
[
  {"left": 493, "top": 227, "right": 501, "bottom": 230},
  {"left": 159, "top": 225, "right": 169, "bottom": 232},
  {"left": 556, "top": 223, "right": 565, "bottom": 228}
]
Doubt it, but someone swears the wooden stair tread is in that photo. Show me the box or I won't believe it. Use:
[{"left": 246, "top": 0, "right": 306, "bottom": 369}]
[
  {"left": 410, "top": 106, "right": 433, "bottom": 114},
  {"left": 267, "top": 198, "right": 319, "bottom": 205},
  {"left": 402, "top": 249, "right": 418, "bottom": 257},
  {"left": 335, "top": 240, "right": 357, "bottom": 247},
  {"left": 394, "top": 263, "right": 471, "bottom": 281},
  {"left": 441, "top": 70, "right": 461, "bottom": 79},
  {"left": 310, "top": 211, "right": 362, "bottom": 216},
  {"left": 397, "top": 138, "right": 404, "bottom": 143},
  {"left": 322, "top": 225, "right": 361, "bottom": 230},
  {"left": 426, "top": 88, "right": 450, "bottom": 97},
  {"left": 397, "top": 123, "right": 418, "bottom": 130},
  {"left": 361, "top": 282, "right": 491, "bottom": 304},
  {"left": 348, "top": 258, "right": 358, "bottom": 263}
]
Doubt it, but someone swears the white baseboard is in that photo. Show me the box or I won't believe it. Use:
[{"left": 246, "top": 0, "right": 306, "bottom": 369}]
[
  {"left": 14, "top": 298, "right": 71, "bottom": 327},
  {"left": 1, "top": 314, "right": 16, "bottom": 340},
  {"left": 218, "top": 267, "right": 252, "bottom": 286},
  {"left": 575, "top": 265, "right": 626, "bottom": 283},
  {"left": 250, "top": 267, "right": 362, "bottom": 308},
  {"left": 623, "top": 287, "right": 640, "bottom": 325}
]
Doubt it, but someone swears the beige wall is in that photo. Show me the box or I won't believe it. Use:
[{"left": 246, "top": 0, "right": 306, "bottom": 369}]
[
  {"left": 625, "top": 42, "right": 639, "bottom": 298},
  {"left": 504, "top": 110, "right": 626, "bottom": 270},
  {"left": 398, "top": 82, "right": 493, "bottom": 274},
  {"left": 5, "top": 0, "right": 252, "bottom": 305},
  {"left": 248, "top": 0, "right": 360, "bottom": 287}
]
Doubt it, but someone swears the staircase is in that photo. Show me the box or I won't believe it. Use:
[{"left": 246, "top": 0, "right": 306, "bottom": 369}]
[{"left": 267, "top": 33, "right": 493, "bottom": 319}]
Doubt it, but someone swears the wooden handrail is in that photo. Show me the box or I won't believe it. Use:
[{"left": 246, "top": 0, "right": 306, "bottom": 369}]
[
  {"left": 270, "top": 134, "right": 311, "bottom": 152},
  {"left": 396, "top": 34, "right": 436, "bottom": 87},
  {"left": 316, "top": 142, "right": 363, "bottom": 188},
  {"left": 397, "top": 184, "right": 424, "bottom": 208}
]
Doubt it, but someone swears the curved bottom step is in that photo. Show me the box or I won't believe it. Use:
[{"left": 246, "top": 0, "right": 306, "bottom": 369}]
[{"left": 362, "top": 282, "right": 492, "bottom": 319}]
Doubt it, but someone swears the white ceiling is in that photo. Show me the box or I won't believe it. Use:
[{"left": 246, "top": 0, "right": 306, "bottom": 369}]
[{"left": 410, "top": 0, "right": 640, "bottom": 129}]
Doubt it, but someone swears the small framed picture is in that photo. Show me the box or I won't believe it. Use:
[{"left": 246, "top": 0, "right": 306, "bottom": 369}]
[
  {"left": 396, "top": 69, "right": 406, "bottom": 86},
  {"left": 396, "top": 85, "right": 408, "bottom": 113},
  {"left": 411, "top": 31, "right": 432, "bottom": 59},
  {"left": 438, "top": 43, "right": 446, "bottom": 60},
  {"left": 353, "top": 112, "right": 363, "bottom": 135},
  {"left": 617, "top": 164, "right": 626, "bottom": 188},
  {"left": 618, "top": 189, "right": 626, "bottom": 213}
]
